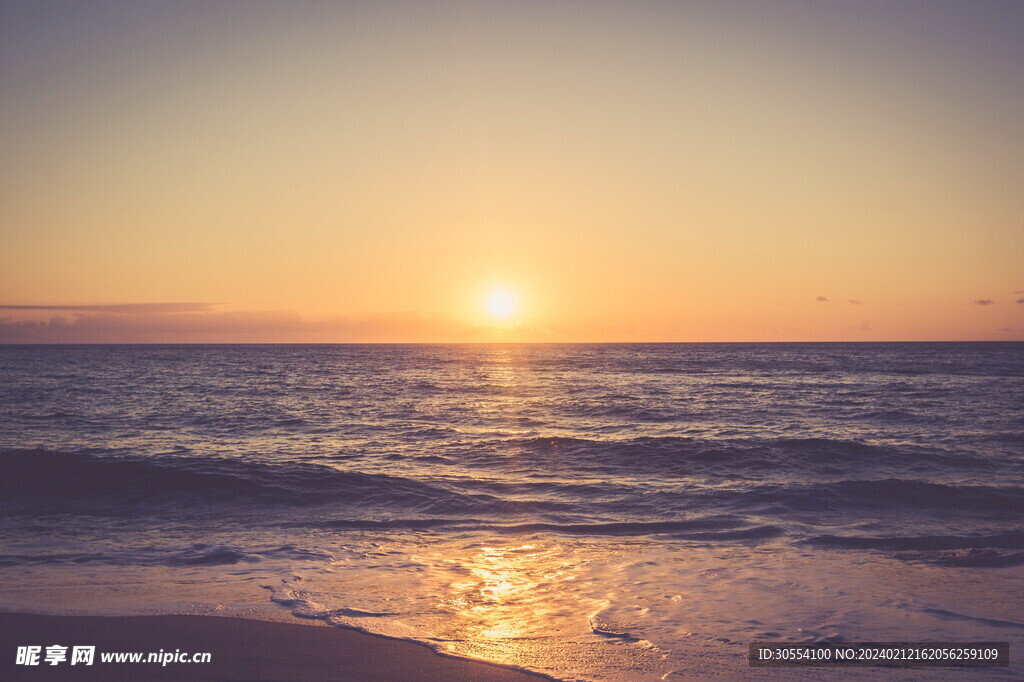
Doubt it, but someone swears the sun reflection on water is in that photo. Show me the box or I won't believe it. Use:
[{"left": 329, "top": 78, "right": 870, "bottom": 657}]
[{"left": 434, "top": 541, "right": 597, "bottom": 666}]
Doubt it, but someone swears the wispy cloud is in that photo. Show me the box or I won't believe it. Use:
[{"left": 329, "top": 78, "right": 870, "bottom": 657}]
[
  {"left": 973, "top": 299, "right": 995, "bottom": 305},
  {"left": 0, "top": 303, "right": 215, "bottom": 314},
  {"left": 1017, "top": 298, "right": 1024, "bottom": 304},
  {"left": 0, "top": 309, "right": 495, "bottom": 343},
  {"left": 816, "top": 296, "right": 829, "bottom": 302},
  {"left": 848, "top": 299, "right": 861, "bottom": 305}
]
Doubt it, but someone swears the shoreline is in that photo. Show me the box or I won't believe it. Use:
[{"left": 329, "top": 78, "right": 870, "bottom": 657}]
[{"left": 0, "top": 612, "right": 553, "bottom": 681}]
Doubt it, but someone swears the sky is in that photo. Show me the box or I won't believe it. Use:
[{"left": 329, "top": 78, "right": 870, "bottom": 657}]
[{"left": 1, "top": 0, "right": 1022, "bottom": 342}]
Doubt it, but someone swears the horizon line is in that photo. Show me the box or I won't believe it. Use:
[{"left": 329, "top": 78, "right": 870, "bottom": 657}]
[{"left": 1, "top": 340, "right": 1020, "bottom": 346}]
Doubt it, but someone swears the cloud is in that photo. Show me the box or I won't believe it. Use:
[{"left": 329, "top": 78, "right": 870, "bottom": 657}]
[
  {"left": 0, "top": 303, "right": 216, "bottom": 314},
  {"left": 973, "top": 299, "right": 995, "bottom": 305},
  {"left": 0, "top": 309, "right": 497, "bottom": 343},
  {"left": 1017, "top": 298, "right": 1024, "bottom": 304},
  {"left": 848, "top": 299, "right": 861, "bottom": 305},
  {"left": 816, "top": 296, "right": 829, "bottom": 302}
]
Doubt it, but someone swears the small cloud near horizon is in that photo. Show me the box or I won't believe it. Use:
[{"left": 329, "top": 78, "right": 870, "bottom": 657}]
[
  {"left": 0, "top": 303, "right": 216, "bottom": 314},
  {"left": 816, "top": 296, "right": 829, "bottom": 302},
  {"left": 0, "top": 309, "right": 495, "bottom": 343},
  {"left": 848, "top": 299, "right": 861, "bottom": 305},
  {"left": 973, "top": 299, "right": 995, "bottom": 305},
  {"left": 1017, "top": 298, "right": 1024, "bottom": 304}
]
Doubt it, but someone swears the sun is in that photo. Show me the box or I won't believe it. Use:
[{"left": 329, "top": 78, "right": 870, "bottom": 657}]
[{"left": 485, "top": 290, "right": 516, "bottom": 320}]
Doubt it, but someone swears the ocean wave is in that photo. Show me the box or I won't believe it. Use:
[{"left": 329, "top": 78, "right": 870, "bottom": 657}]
[
  {"left": 919, "top": 608, "right": 1024, "bottom": 629},
  {"left": 0, "top": 552, "right": 118, "bottom": 567},
  {"left": 728, "top": 479, "right": 1024, "bottom": 519},
  {"left": 4, "top": 448, "right": 1019, "bottom": 531},
  {"left": 475, "top": 521, "right": 783, "bottom": 540},
  {"left": 894, "top": 548, "right": 1024, "bottom": 568},
  {"left": 804, "top": 531, "right": 1024, "bottom": 567},
  {"left": 169, "top": 546, "right": 262, "bottom": 566},
  {"left": 0, "top": 543, "right": 334, "bottom": 568},
  {"left": 471, "top": 435, "right": 1008, "bottom": 479},
  {"left": 0, "top": 449, "right": 504, "bottom": 517},
  {"left": 312, "top": 514, "right": 782, "bottom": 539},
  {"left": 803, "top": 532, "right": 1024, "bottom": 551}
]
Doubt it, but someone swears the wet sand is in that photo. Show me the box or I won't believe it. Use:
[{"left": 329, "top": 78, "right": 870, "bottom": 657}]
[{"left": 0, "top": 613, "right": 549, "bottom": 681}]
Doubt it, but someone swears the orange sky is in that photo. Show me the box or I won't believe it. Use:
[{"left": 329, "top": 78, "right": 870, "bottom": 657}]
[{"left": 1, "top": 1, "right": 1022, "bottom": 342}]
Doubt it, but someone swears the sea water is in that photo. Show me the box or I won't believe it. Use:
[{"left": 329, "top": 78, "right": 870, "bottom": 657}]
[{"left": 1, "top": 343, "right": 1021, "bottom": 679}]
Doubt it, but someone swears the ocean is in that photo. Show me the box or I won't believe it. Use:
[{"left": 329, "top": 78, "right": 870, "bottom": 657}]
[{"left": 1, "top": 343, "right": 1022, "bottom": 680}]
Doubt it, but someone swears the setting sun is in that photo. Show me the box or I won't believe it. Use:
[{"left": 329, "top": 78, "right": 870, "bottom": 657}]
[{"left": 485, "top": 290, "right": 516, "bottom": 320}]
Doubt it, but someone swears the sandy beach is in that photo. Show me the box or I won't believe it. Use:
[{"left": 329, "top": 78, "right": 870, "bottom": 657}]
[{"left": 0, "top": 613, "right": 548, "bottom": 681}]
